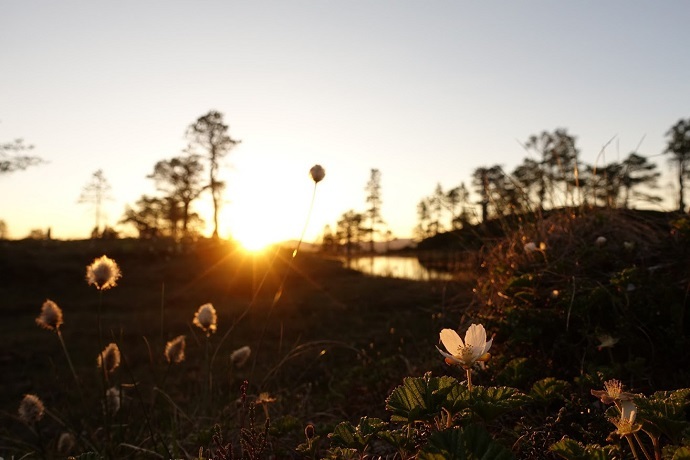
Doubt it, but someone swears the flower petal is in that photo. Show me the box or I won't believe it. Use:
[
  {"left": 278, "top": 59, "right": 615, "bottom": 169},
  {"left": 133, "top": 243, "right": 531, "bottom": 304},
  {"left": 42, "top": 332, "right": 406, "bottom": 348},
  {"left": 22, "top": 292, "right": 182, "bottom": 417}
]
[
  {"left": 440, "top": 329, "right": 463, "bottom": 354},
  {"left": 621, "top": 400, "right": 637, "bottom": 423},
  {"left": 482, "top": 337, "right": 493, "bottom": 355},
  {"left": 436, "top": 346, "right": 463, "bottom": 365},
  {"left": 464, "top": 324, "right": 486, "bottom": 349}
]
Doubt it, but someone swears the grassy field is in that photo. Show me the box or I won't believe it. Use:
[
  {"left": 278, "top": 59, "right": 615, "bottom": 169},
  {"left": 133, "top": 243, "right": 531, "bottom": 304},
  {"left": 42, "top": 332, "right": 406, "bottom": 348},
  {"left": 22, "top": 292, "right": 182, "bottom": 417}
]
[
  {"left": 4, "top": 209, "right": 690, "bottom": 459},
  {"left": 0, "top": 238, "right": 470, "bottom": 457}
]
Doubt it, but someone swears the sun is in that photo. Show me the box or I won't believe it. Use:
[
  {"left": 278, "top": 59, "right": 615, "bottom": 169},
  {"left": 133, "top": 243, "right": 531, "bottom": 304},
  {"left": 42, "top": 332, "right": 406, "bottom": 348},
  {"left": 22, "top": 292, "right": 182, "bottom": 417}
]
[{"left": 233, "top": 226, "right": 276, "bottom": 252}]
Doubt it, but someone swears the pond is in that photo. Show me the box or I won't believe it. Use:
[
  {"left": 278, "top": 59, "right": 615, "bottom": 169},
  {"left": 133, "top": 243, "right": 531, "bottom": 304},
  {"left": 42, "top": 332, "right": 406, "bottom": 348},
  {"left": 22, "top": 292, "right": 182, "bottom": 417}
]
[{"left": 342, "top": 255, "right": 455, "bottom": 281}]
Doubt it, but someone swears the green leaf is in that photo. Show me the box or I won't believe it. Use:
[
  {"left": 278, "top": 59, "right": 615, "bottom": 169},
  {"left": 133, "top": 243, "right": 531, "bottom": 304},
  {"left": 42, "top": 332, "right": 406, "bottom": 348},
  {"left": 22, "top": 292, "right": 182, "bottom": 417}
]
[
  {"left": 530, "top": 378, "right": 571, "bottom": 404},
  {"left": 672, "top": 446, "right": 690, "bottom": 460},
  {"left": 324, "top": 446, "right": 360, "bottom": 460},
  {"left": 549, "top": 438, "right": 615, "bottom": 460},
  {"left": 445, "top": 385, "right": 528, "bottom": 422},
  {"left": 328, "top": 417, "right": 387, "bottom": 450},
  {"left": 329, "top": 421, "right": 358, "bottom": 449},
  {"left": 418, "top": 425, "right": 514, "bottom": 460},
  {"left": 496, "top": 357, "right": 533, "bottom": 387},
  {"left": 636, "top": 388, "right": 690, "bottom": 443},
  {"left": 386, "top": 372, "right": 458, "bottom": 423},
  {"left": 377, "top": 428, "right": 417, "bottom": 453}
]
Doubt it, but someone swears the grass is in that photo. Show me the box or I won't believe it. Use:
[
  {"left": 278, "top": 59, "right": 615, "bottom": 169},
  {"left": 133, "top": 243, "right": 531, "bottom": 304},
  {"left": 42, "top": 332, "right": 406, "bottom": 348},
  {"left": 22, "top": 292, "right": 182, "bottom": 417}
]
[
  {"left": 4, "top": 207, "right": 690, "bottom": 459},
  {"left": 0, "top": 237, "right": 469, "bottom": 457}
]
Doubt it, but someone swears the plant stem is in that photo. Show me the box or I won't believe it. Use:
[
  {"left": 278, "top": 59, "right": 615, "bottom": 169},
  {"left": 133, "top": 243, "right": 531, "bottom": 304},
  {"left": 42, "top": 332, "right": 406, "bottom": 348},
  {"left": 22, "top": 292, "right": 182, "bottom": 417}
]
[
  {"left": 465, "top": 367, "right": 473, "bottom": 391},
  {"left": 626, "top": 435, "right": 641, "bottom": 460},
  {"left": 633, "top": 432, "right": 653, "bottom": 460},
  {"left": 57, "top": 329, "right": 80, "bottom": 390}
]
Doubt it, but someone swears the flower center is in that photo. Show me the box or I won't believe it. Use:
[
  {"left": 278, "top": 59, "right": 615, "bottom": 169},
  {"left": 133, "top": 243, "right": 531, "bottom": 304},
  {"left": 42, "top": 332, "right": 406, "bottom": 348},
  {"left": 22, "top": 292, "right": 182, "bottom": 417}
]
[
  {"left": 604, "top": 379, "right": 622, "bottom": 399},
  {"left": 456, "top": 344, "right": 476, "bottom": 363}
]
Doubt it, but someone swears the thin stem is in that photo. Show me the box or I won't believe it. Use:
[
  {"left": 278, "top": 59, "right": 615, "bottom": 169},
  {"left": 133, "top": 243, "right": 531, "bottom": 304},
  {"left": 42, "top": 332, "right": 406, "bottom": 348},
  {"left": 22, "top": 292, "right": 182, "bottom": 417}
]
[
  {"left": 626, "top": 435, "right": 641, "bottom": 460},
  {"left": 56, "top": 329, "right": 80, "bottom": 390},
  {"left": 633, "top": 432, "right": 653, "bottom": 460},
  {"left": 204, "top": 335, "right": 211, "bottom": 411},
  {"left": 34, "top": 421, "right": 47, "bottom": 460},
  {"left": 160, "top": 282, "right": 165, "bottom": 343},
  {"left": 465, "top": 367, "right": 473, "bottom": 391},
  {"left": 115, "top": 336, "right": 172, "bottom": 460}
]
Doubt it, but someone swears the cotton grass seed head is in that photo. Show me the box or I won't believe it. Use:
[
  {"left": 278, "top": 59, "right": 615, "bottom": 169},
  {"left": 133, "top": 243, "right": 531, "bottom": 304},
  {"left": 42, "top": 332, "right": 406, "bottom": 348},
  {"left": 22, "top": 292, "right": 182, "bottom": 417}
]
[
  {"left": 57, "top": 432, "right": 76, "bottom": 454},
  {"left": 164, "top": 335, "right": 186, "bottom": 364},
  {"left": 18, "top": 394, "right": 45, "bottom": 424},
  {"left": 86, "top": 255, "right": 121, "bottom": 290},
  {"left": 35, "top": 299, "right": 63, "bottom": 331},
  {"left": 105, "top": 387, "right": 121, "bottom": 415},
  {"left": 97, "top": 343, "right": 121, "bottom": 373},
  {"left": 309, "top": 164, "right": 326, "bottom": 183},
  {"left": 193, "top": 303, "right": 217, "bottom": 335},
  {"left": 230, "top": 345, "right": 251, "bottom": 368}
]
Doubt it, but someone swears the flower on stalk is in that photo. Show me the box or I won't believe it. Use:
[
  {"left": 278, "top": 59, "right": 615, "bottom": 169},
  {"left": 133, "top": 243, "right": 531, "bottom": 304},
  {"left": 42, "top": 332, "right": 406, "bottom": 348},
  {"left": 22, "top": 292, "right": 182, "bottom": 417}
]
[
  {"left": 57, "top": 432, "right": 76, "bottom": 454},
  {"left": 230, "top": 345, "right": 251, "bottom": 368},
  {"left": 437, "top": 324, "right": 492, "bottom": 369},
  {"left": 193, "top": 303, "right": 217, "bottom": 335},
  {"left": 35, "top": 299, "right": 64, "bottom": 331},
  {"left": 18, "top": 394, "right": 45, "bottom": 424},
  {"left": 609, "top": 400, "right": 642, "bottom": 436},
  {"left": 164, "top": 335, "right": 186, "bottom": 364},
  {"left": 309, "top": 164, "right": 326, "bottom": 183},
  {"left": 86, "top": 255, "right": 122, "bottom": 290},
  {"left": 596, "top": 334, "right": 620, "bottom": 351},
  {"left": 256, "top": 392, "right": 277, "bottom": 405},
  {"left": 523, "top": 242, "right": 537, "bottom": 254},
  {"left": 105, "top": 387, "right": 121, "bottom": 414},
  {"left": 97, "top": 343, "right": 121, "bottom": 373},
  {"left": 591, "top": 379, "right": 636, "bottom": 405}
]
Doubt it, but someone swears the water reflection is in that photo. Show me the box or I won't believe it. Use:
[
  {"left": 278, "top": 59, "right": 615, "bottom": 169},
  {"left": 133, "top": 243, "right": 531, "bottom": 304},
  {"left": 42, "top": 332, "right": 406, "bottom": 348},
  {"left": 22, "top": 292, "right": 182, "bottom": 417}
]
[{"left": 342, "top": 255, "right": 454, "bottom": 281}]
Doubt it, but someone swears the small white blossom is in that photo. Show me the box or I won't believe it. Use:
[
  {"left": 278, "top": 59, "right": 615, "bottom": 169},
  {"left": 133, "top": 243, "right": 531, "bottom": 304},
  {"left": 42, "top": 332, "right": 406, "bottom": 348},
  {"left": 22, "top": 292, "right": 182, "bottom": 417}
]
[
  {"left": 86, "top": 255, "right": 122, "bottom": 290},
  {"left": 193, "top": 303, "right": 217, "bottom": 335},
  {"left": 595, "top": 236, "right": 607, "bottom": 247},
  {"left": 597, "top": 334, "right": 620, "bottom": 350},
  {"left": 230, "top": 345, "right": 251, "bottom": 368},
  {"left": 437, "top": 324, "right": 492, "bottom": 369}
]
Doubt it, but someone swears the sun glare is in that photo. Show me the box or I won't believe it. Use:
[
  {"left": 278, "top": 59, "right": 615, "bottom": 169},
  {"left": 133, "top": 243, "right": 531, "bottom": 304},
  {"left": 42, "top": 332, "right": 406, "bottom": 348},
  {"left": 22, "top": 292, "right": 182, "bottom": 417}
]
[{"left": 231, "top": 224, "right": 279, "bottom": 253}]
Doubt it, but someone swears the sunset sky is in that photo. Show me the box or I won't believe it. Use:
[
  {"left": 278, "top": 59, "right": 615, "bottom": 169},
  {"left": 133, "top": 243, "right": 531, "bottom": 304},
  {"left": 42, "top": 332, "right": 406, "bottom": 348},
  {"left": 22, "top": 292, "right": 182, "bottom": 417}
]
[{"left": 2, "top": 1, "right": 689, "bottom": 247}]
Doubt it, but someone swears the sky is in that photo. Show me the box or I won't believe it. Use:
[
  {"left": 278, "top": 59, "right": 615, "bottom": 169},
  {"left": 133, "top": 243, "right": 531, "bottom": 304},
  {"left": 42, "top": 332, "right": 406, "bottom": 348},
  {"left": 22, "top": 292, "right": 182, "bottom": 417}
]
[{"left": 2, "top": 1, "right": 690, "bottom": 247}]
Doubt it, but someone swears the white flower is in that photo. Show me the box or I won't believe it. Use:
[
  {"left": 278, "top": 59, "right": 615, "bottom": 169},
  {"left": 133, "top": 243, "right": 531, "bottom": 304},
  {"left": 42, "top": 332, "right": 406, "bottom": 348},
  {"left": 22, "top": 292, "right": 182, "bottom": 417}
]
[
  {"left": 230, "top": 345, "right": 251, "bottom": 368},
  {"left": 164, "top": 335, "right": 186, "bottom": 364},
  {"left": 523, "top": 242, "right": 537, "bottom": 254},
  {"left": 97, "top": 343, "right": 121, "bottom": 373},
  {"left": 86, "top": 255, "right": 122, "bottom": 290},
  {"left": 597, "top": 334, "right": 620, "bottom": 351},
  {"left": 595, "top": 236, "right": 607, "bottom": 247},
  {"left": 57, "top": 432, "right": 76, "bottom": 454},
  {"left": 610, "top": 400, "right": 642, "bottom": 436},
  {"left": 36, "top": 299, "right": 63, "bottom": 331},
  {"left": 309, "top": 164, "right": 326, "bottom": 183},
  {"left": 591, "top": 379, "right": 636, "bottom": 404},
  {"left": 105, "top": 387, "right": 121, "bottom": 415},
  {"left": 18, "top": 394, "right": 45, "bottom": 424},
  {"left": 193, "top": 303, "right": 217, "bottom": 335},
  {"left": 438, "top": 324, "right": 492, "bottom": 369}
]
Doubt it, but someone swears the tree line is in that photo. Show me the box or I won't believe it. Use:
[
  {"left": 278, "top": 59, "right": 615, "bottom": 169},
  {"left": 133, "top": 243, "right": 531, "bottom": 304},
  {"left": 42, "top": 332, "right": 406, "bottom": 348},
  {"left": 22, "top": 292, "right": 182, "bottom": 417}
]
[
  {"left": 75, "top": 111, "right": 240, "bottom": 241},
  {"left": 0, "top": 111, "right": 241, "bottom": 240},
  {"left": 2, "top": 116, "right": 690, "bottom": 243},
  {"left": 321, "top": 118, "right": 690, "bottom": 252}
]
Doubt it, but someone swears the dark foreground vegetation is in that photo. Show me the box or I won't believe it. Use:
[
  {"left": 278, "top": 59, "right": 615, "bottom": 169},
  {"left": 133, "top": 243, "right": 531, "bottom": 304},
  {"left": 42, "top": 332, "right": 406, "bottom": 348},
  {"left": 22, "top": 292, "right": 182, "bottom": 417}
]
[{"left": 2, "top": 207, "right": 690, "bottom": 459}]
